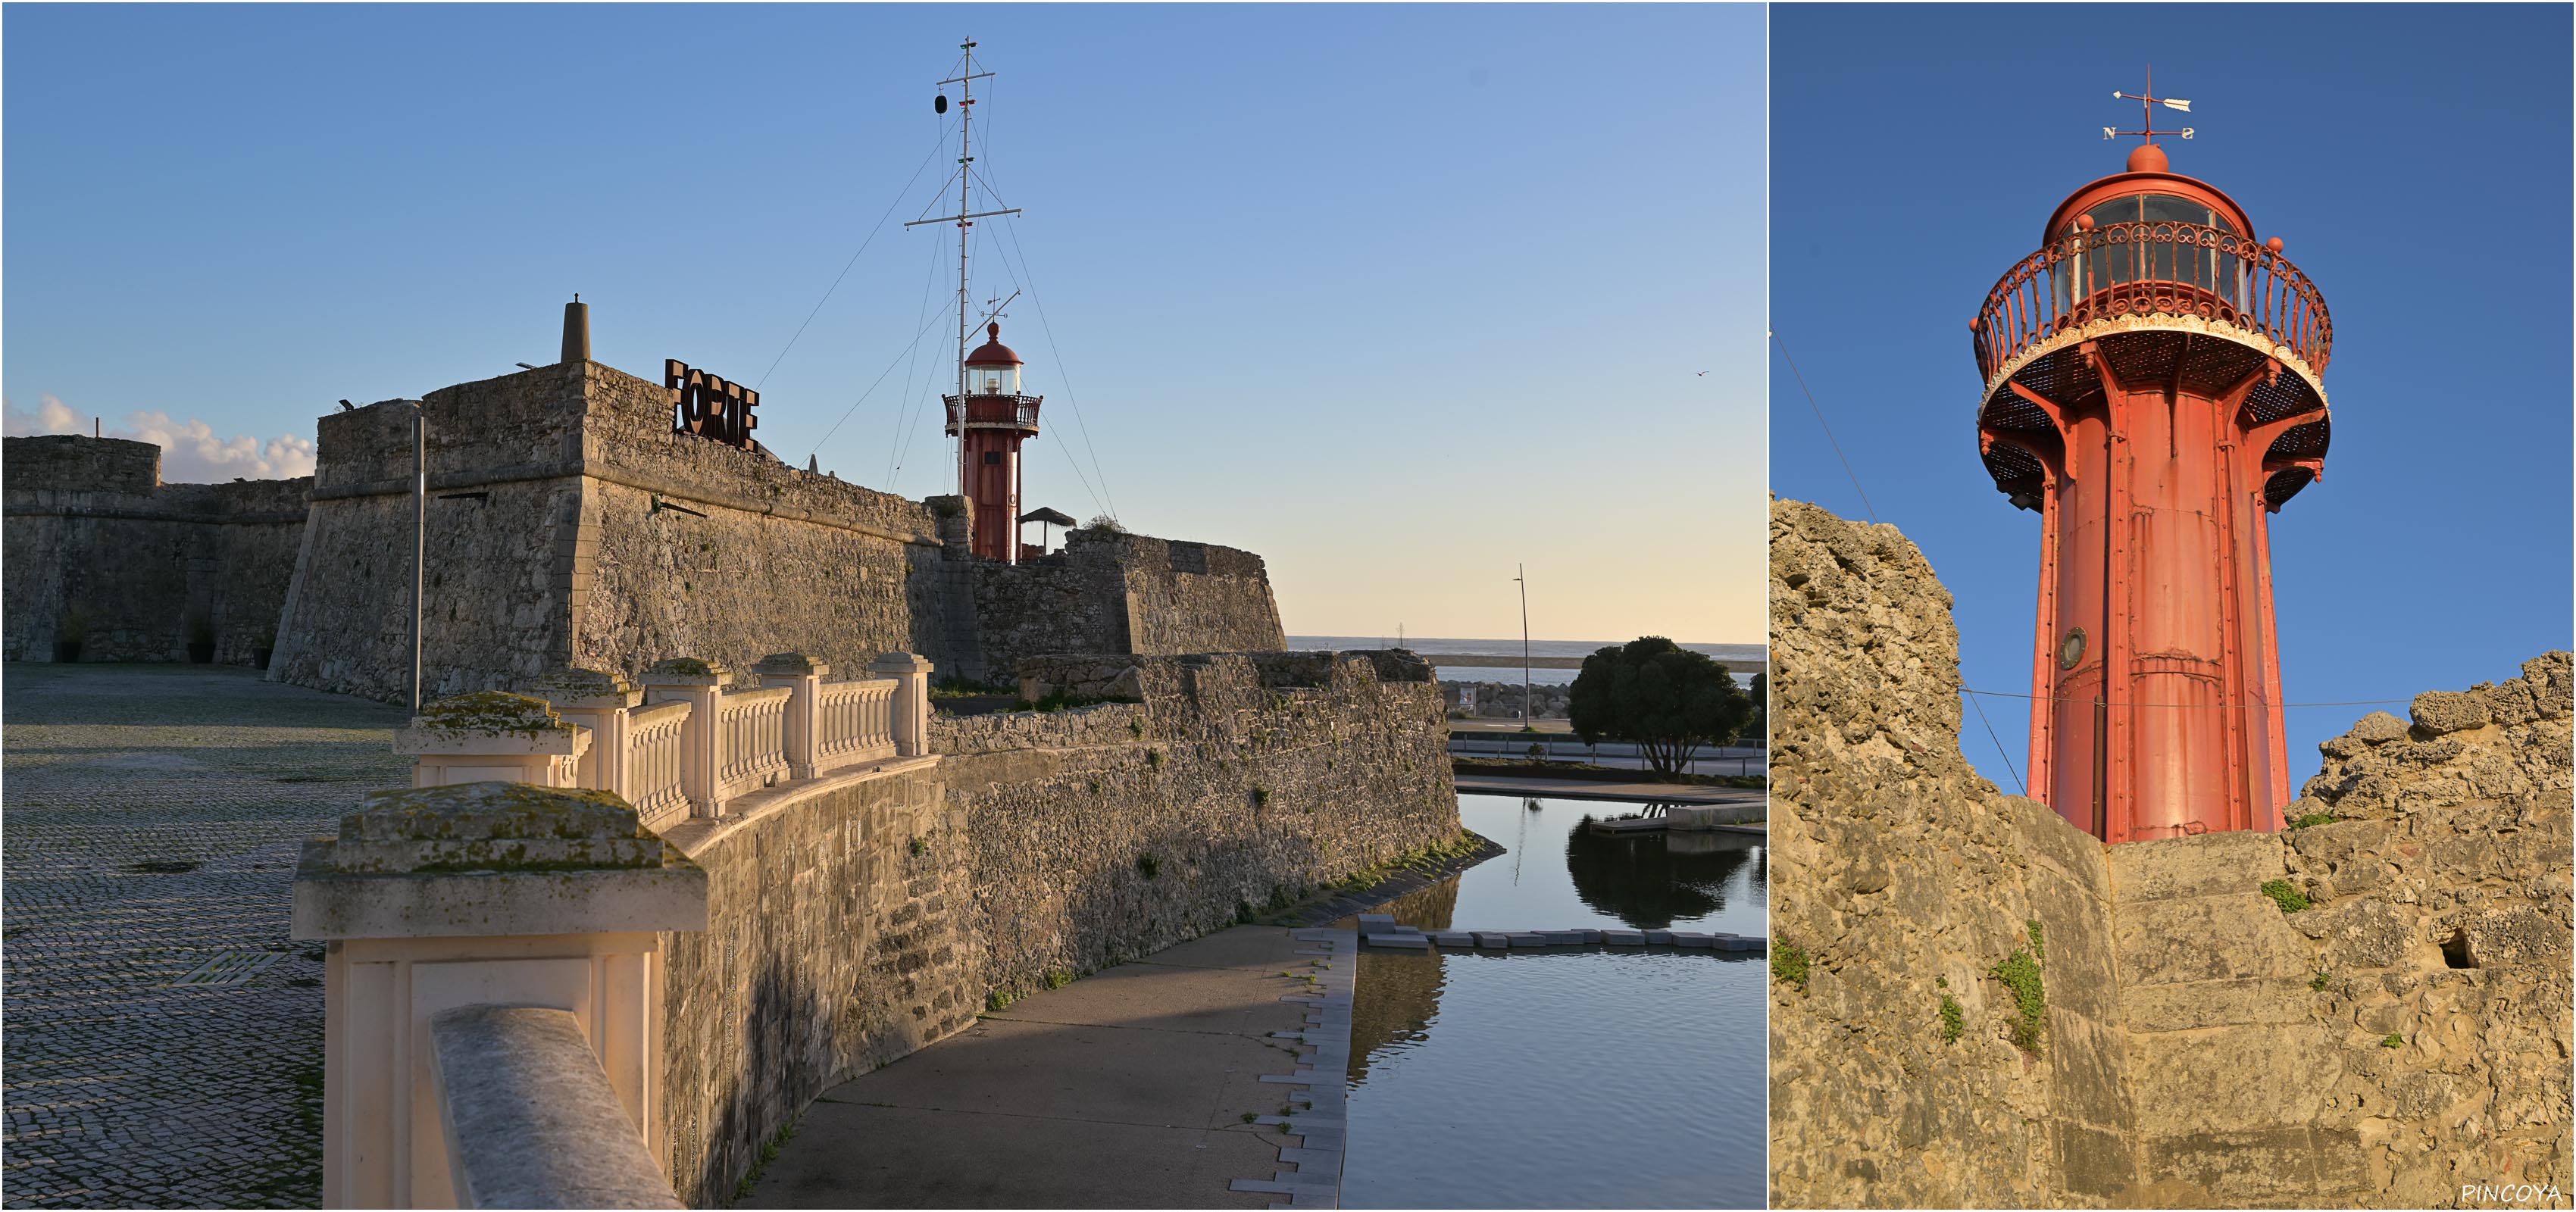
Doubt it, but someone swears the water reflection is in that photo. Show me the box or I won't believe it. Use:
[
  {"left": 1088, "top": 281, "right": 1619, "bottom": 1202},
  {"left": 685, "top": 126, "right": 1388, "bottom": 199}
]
[
  {"left": 1563, "top": 811, "right": 1762, "bottom": 929},
  {"left": 1344, "top": 876, "right": 1456, "bottom": 1088},
  {"left": 1334, "top": 793, "right": 1768, "bottom": 1208}
]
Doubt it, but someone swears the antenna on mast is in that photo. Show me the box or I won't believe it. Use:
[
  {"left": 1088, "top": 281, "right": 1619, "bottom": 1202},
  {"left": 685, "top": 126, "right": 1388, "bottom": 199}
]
[
  {"left": 2104, "top": 67, "right": 2196, "bottom": 142},
  {"left": 905, "top": 37, "right": 1024, "bottom": 498}
]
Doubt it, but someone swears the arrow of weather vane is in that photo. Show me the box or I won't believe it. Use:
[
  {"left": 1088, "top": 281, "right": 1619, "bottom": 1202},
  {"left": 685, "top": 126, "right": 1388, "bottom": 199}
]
[{"left": 2103, "top": 71, "right": 2196, "bottom": 142}]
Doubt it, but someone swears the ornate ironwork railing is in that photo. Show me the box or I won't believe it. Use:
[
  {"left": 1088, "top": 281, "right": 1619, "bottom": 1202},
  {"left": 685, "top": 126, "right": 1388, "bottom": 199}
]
[
  {"left": 1972, "top": 221, "right": 2332, "bottom": 386},
  {"left": 943, "top": 394, "right": 1043, "bottom": 432}
]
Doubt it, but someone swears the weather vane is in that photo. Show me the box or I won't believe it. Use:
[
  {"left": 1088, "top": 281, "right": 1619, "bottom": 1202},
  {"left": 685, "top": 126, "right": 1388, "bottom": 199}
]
[{"left": 2102, "top": 67, "right": 2194, "bottom": 142}]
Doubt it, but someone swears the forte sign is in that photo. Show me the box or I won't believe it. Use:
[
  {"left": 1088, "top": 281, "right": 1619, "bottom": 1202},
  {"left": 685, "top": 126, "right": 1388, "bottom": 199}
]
[{"left": 665, "top": 359, "right": 759, "bottom": 450}]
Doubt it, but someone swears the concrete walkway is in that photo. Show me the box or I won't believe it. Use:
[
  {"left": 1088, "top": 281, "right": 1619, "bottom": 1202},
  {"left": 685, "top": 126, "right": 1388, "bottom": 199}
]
[
  {"left": 1450, "top": 773, "right": 1766, "bottom": 805},
  {"left": 742, "top": 926, "right": 1331, "bottom": 1210}
]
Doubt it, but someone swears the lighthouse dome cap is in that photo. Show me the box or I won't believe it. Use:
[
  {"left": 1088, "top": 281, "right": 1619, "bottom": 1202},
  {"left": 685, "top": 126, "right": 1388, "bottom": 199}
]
[{"left": 964, "top": 321, "right": 1023, "bottom": 367}]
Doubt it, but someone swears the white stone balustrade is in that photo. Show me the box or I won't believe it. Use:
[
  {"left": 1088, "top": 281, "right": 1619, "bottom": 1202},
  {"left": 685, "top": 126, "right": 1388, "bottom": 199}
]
[
  {"left": 408, "top": 654, "right": 942, "bottom": 823},
  {"left": 522, "top": 667, "right": 642, "bottom": 796},
  {"left": 869, "top": 651, "right": 935, "bottom": 758},
  {"left": 621, "top": 700, "right": 692, "bottom": 828},
  {"left": 396, "top": 692, "right": 591, "bottom": 789},
  {"left": 639, "top": 660, "right": 727, "bottom": 818},
  {"left": 755, "top": 653, "right": 901, "bottom": 778},
  {"left": 711, "top": 686, "right": 792, "bottom": 801},
  {"left": 290, "top": 782, "right": 707, "bottom": 1210}
]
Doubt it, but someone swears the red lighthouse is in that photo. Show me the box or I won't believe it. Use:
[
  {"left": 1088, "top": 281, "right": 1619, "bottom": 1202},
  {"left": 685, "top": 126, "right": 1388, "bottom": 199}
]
[
  {"left": 946, "top": 322, "right": 1043, "bottom": 561},
  {"left": 1970, "top": 114, "right": 2333, "bottom": 843}
]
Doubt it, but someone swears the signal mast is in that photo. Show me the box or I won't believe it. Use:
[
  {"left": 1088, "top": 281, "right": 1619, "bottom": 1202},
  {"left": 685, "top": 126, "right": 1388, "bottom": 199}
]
[{"left": 906, "top": 38, "right": 1044, "bottom": 562}]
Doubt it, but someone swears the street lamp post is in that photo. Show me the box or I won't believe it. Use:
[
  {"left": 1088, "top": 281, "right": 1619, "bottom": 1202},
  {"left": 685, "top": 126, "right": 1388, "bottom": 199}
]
[
  {"left": 1513, "top": 564, "right": 1531, "bottom": 728},
  {"left": 411, "top": 405, "right": 425, "bottom": 714}
]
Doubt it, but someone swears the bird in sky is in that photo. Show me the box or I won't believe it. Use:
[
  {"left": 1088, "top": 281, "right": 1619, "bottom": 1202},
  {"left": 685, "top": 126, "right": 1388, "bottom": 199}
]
[
  {"left": 1694, "top": 370, "right": 1708, "bottom": 377},
  {"left": 337, "top": 400, "right": 353, "bottom": 411}
]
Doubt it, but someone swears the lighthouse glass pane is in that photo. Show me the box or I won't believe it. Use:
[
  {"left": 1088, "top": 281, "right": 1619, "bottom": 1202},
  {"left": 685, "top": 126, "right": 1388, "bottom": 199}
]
[{"left": 2140, "top": 193, "right": 2231, "bottom": 289}]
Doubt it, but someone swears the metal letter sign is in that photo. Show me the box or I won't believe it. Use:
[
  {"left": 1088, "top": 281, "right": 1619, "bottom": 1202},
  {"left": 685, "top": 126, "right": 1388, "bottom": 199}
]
[{"left": 664, "top": 359, "right": 760, "bottom": 451}]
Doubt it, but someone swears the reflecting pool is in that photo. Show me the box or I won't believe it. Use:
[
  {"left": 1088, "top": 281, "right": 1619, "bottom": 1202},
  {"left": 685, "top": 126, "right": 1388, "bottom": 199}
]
[{"left": 1336, "top": 793, "right": 1766, "bottom": 1209}]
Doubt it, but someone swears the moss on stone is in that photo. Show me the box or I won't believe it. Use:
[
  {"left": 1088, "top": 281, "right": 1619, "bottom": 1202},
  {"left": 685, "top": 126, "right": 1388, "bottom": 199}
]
[
  {"left": 1771, "top": 939, "right": 1811, "bottom": 991},
  {"left": 1991, "top": 947, "right": 2046, "bottom": 1055},
  {"left": 413, "top": 691, "right": 567, "bottom": 737},
  {"left": 2260, "top": 879, "right": 2312, "bottom": 914},
  {"left": 1939, "top": 992, "right": 1964, "bottom": 1042},
  {"left": 2287, "top": 812, "right": 2337, "bottom": 829}
]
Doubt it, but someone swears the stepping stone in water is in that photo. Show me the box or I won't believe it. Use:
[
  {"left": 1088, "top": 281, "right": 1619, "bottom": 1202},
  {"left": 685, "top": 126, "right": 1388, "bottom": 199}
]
[
  {"left": 1429, "top": 931, "right": 1476, "bottom": 948},
  {"left": 1366, "top": 933, "right": 1430, "bottom": 949},
  {"left": 1540, "top": 930, "right": 1589, "bottom": 946},
  {"left": 1643, "top": 929, "right": 1675, "bottom": 945},
  {"left": 1474, "top": 932, "right": 1512, "bottom": 948},
  {"left": 1671, "top": 932, "right": 1715, "bottom": 948},
  {"left": 1507, "top": 932, "right": 1549, "bottom": 947},
  {"left": 1602, "top": 929, "right": 1646, "bottom": 945}
]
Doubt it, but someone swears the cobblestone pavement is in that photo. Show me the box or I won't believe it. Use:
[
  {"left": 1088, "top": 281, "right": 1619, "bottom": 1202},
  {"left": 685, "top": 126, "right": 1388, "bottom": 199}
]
[{"left": 3, "top": 664, "right": 410, "bottom": 1208}]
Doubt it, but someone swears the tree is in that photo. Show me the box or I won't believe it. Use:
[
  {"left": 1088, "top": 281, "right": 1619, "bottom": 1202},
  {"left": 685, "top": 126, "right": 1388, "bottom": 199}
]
[
  {"left": 1567, "top": 636, "right": 1754, "bottom": 780},
  {"left": 1747, "top": 670, "right": 1767, "bottom": 745}
]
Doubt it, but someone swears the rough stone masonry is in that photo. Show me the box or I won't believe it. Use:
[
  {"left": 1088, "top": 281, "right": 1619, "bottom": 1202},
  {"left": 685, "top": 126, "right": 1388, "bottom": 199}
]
[
  {"left": 1766, "top": 498, "right": 2571, "bottom": 1209},
  {"left": 2, "top": 358, "right": 1289, "bottom": 697}
]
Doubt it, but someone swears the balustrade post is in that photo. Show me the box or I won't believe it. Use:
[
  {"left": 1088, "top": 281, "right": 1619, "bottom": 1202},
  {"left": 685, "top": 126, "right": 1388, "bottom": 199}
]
[
  {"left": 868, "top": 651, "right": 935, "bottom": 758},
  {"left": 395, "top": 692, "right": 590, "bottom": 789},
  {"left": 751, "top": 654, "right": 828, "bottom": 779},
  {"left": 524, "top": 667, "right": 642, "bottom": 797},
  {"left": 642, "top": 658, "right": 727, "bottom": 818},
  {"left": 292, "top": 782, "right": 706, "bottom": 1209}
]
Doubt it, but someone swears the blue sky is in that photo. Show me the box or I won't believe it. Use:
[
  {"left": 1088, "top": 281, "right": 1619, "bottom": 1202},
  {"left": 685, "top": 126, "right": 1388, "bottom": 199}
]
[
  {"left": 1771, "top": 3, "right": 2573, "bottom": 789},
  {"left": 2, "top": 3, "right": 1766, "bottom": 645}
]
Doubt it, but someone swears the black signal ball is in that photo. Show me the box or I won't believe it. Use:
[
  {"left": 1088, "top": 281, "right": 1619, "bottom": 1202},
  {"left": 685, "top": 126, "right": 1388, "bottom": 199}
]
[{"left": 934, "top": 94, "right": 949, "bottom": 114}]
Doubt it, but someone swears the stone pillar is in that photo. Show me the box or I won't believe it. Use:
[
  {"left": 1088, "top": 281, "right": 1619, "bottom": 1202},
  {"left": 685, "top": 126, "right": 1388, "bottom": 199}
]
[
  {"left": 524, "top": 667, "right": 642, "bottom": 797},
  {"left": 395, "top": 692, "right": 590, "bottom": 789},
  {"left": 870, "top": 651, "right": 935, "bottom": 758},
  {"left": 752, "top": 653, "right": 828, "bottom": 779},
  {"left": 641, "top": 658, "right": 727, "bottom": 818},
  {"left": 292, "top": 782, "right": 707, "bottom": 1210}
]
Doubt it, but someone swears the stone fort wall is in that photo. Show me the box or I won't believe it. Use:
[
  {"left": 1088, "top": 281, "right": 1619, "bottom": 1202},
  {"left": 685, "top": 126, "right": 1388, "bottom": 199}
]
[
  {"left": 2, "top": 435, "right": 309, "bottom": 665},
  {"left": 646, "top": 650, "right": 1459, "bottom": 1205},
  {"left": 971, "top": 528, "right": 1290, "bottom": 681},
  {"left": 1767, "top": 498, "right": 2571, "bottom": 1208},
  {"left": 260, "top": 359, "right": 1288, "bottom": 702}
]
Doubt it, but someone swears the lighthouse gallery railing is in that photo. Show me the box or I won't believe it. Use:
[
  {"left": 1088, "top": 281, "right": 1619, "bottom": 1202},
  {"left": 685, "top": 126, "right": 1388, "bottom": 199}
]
[{"left": 1972, "top": 221, "right": 2333, "bottom": 387}]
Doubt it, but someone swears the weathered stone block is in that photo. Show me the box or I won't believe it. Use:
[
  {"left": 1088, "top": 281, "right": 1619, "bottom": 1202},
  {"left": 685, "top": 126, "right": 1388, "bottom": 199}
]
[{"left": 2109, "top": 831, "right": 2290, "bottom": 904}]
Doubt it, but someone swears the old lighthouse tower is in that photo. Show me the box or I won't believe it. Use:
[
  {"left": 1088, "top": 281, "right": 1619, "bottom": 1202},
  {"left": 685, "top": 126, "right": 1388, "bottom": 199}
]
[
  {"left": 1969, "top": 89, "right": 2334, "bottom": 843},
  {"left": 948, "top": 321, "right": 1042, "bottom": 561}
]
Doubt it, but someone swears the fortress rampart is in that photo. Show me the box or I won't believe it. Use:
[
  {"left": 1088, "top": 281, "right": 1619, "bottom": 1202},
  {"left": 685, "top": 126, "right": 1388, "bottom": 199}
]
[
  {"left": 7, "top": 358, "right": 1292, "bottom": 697},
  {"left": 2, "top": 435, "right": 309, "bottom": 664},
  {"left": 1767, "top": 498, "right": 2571, "bottom": 1208}
]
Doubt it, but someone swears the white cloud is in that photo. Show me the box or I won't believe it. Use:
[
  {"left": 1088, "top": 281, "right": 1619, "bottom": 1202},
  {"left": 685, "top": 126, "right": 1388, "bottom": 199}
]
[
  {"left": 3, "top": 395, "right": 317, "bottom": 482},
  {"left": 2, "top": 394, "right": 83, "bottom": 438}
]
